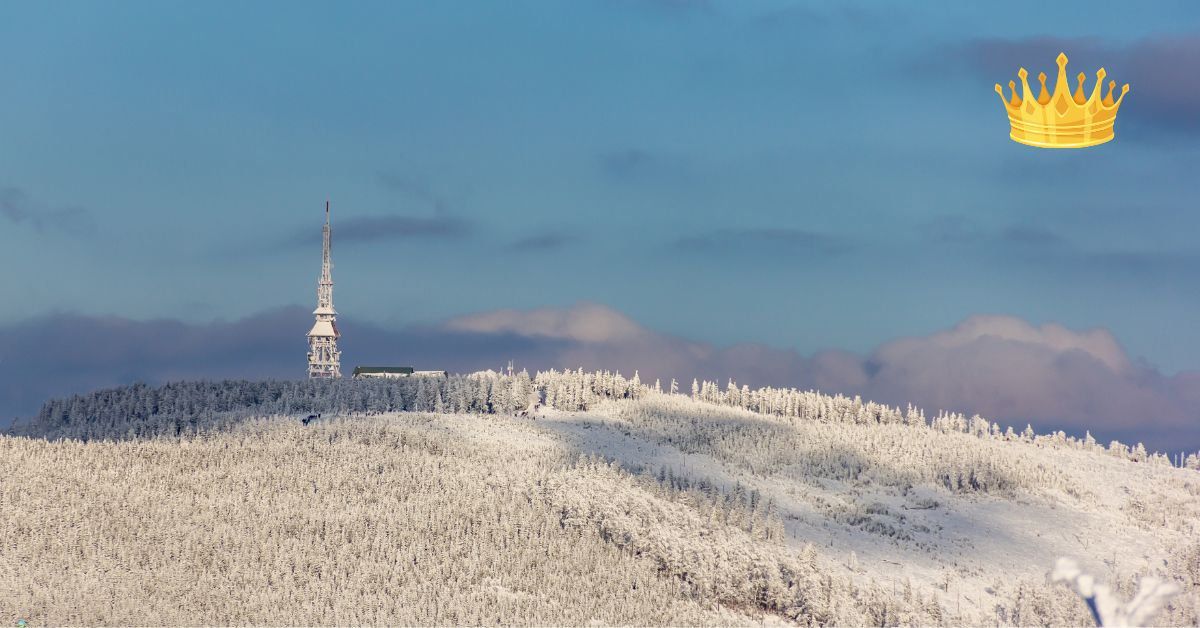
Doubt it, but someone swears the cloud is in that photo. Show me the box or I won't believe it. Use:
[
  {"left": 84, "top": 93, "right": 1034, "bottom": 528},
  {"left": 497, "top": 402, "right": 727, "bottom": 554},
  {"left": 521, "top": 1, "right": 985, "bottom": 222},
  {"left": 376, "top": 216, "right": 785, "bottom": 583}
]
[
  {"left": 600, "top": 149, "right": 654, "bottom": 177},
  {"left": 673, "top": 228, "right": 852, "bottom": 257},
  {"left": 941, "top": 36, "right": 1111, "bottom": 78},
  {"left": 2, "top": 304, "right": 1197, "bottom": 454},
  {"left": 509, "top": 233, "right": 579, "bottom": 252},
  {"left": 920, "top": 216, "right": 1200, "bottom": 279},
  {"left": 0, "top": 307, "right": 308, "bottom": 426},
  {"left": 0, "top": 187, "right": 94, "bottom": 235},
  {"left": 927, "top": 219, "right": 1072, "bottom": 253},
  {"left": 330, "top": 215, "right": 468, "bottom": 243},
  {"left": 937, "top": 33, "right": 1200, "bottom": 136},
  {"left": 1122, "top": 35, "right": 1200, "bottom": 134},
  {"left": 597, "top": 148, "right": 697, "bottom": 185},
  {"left": 377, "top": 171, "right": 454, "bottom": 214},
  {"left": 256, "top": 170, "right": 471, "bottom": 248},
  {"left": 285, "top": 214, "right": 469, "bottom": 247},
  {"left": 271, "top": 170, "right": 471, "bottom": 249},
  {"left": 836, "top": 315, "right": 1200, "bottom": 452},
  {"left": 999, "top": 225, "right": 1067, "bottom": 248},
  {"left": 884, "top": 315, "right": 1130, "bottom": 371},
  {"left": 445, "top": 303, "right": 647, "bottom": 344},
  {"left": 445, "top": 306, "right": 1200, "bottom": 453}
]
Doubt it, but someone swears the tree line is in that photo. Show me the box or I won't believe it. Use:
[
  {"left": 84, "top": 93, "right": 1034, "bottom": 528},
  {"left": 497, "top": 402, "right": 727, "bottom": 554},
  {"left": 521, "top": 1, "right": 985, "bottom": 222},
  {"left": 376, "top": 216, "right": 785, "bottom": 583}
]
[{"left": 10, "top": 368, "right": 1198, "bottom": 470}]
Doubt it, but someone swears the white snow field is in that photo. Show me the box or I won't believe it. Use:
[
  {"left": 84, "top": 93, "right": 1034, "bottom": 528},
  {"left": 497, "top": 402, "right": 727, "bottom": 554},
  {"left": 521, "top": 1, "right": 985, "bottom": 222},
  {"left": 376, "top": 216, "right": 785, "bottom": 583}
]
[{"left": 3, "top": 392, "right": 1198, "bottom": 625}]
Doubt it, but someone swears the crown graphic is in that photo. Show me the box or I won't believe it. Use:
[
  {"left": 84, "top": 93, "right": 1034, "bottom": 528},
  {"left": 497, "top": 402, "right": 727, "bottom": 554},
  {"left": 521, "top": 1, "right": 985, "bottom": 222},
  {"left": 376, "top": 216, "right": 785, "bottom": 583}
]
[{"left": 994, "top": 52, "right": 1129, "bottom": 148}]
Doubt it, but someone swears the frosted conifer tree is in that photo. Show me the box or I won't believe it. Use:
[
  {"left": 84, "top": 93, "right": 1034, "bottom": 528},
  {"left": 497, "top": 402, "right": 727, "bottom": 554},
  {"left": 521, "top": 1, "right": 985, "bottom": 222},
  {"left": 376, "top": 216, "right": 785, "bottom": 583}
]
[{"left": 1053, "top": 558, "right": 1180, "bottom": 627}]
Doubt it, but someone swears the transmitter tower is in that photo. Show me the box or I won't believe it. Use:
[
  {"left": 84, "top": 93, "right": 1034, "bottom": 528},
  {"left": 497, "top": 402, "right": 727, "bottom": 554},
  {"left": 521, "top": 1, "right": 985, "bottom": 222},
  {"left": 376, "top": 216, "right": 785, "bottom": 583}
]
[{"left": 307, "top": 201, "right": 342, "bottom": 378}]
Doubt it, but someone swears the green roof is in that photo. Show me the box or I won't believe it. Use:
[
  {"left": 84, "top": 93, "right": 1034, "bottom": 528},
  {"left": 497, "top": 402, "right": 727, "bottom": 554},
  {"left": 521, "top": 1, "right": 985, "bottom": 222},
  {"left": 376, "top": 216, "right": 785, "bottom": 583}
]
[{"left": 353, "top": 366, "right": 414, "bottom": 375}]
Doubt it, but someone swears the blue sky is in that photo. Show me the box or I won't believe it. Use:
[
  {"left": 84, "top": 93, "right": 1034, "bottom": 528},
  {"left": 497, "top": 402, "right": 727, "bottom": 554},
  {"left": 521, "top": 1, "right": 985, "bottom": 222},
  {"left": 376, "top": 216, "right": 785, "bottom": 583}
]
[{"left": 3, "top": 1, "right": 1200, "bottom": 452}]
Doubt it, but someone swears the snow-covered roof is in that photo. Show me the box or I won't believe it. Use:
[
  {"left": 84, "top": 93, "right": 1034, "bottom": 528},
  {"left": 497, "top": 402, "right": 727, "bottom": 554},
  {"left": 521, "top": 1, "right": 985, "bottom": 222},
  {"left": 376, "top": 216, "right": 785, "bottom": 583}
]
[
  {"left": 307, "top": 320, "right": 339, "bottom": 337},
  {"left": 353, "top": 366, "right": 414, "bottom": 375}
]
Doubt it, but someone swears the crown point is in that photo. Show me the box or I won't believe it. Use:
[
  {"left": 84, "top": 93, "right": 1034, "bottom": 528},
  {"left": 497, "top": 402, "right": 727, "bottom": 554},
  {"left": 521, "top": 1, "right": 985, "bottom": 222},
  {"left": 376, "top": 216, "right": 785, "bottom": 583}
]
[
  {"left": 1057, "top": 52, "right": 1068, "bottom": 66},
  {"left": 994, "top": 83, "right": 1010, "bottom": 107},
  {"left": 1114, "top": 83, "right": 1130, "bottom": 107},
  {"left": 1073, "top": 72, "right": 1088, "bottom": 103},
  {"left": 1017, "top": 69, "right": 1035, "bottom": 107},
  {"left": 1037, "top": 72, "right": 1051, "bottom": 104},
  {"left": 1096, "top": 67, "right": 1107, "bottom": 81}
]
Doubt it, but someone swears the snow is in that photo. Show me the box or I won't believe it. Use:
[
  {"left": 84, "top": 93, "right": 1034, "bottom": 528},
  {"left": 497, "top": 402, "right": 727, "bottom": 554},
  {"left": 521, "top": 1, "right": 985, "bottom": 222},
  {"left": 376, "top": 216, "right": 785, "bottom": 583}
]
[
  {"left": 531, "top": 395, "right": 1200, "bottom": 624},
  {"left": 7, "top": 379, "right": 1199, "bottom": 625}
]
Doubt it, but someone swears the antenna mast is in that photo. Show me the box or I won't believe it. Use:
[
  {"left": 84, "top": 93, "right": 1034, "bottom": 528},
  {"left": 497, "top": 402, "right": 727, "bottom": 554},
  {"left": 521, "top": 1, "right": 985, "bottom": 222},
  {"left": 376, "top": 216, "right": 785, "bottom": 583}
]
[{"left": 307, "top": 200, "right": 342, "bottom": 378}]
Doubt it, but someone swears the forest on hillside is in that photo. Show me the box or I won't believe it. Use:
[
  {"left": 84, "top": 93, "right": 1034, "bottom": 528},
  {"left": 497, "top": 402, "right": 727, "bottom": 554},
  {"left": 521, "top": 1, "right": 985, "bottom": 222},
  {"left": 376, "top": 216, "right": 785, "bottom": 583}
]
[
  {"left": 12, "top": 369, "right": 1200, "bottom": 472},
  {"left": 5, "top": 399, "right": 1199, "bottom": 624},
  {"left": 5, "top": 370, "right": 1200, "bottom": 624}
]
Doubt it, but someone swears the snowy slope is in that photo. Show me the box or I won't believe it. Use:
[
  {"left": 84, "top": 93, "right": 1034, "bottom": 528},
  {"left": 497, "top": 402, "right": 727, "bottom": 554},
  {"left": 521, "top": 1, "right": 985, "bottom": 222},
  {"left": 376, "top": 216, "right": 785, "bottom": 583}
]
[
  {"left": 3, "top": 392, "right": 1198, "bottom": 625},
  {"left": 540, "top": 395, "right": 1200, "bottom": 625}
]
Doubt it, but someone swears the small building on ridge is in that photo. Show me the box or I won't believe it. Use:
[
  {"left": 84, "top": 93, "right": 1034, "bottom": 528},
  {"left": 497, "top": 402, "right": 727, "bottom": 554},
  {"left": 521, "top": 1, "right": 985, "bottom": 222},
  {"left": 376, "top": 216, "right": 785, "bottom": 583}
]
[{"left": 352, "top": 366, "right": 447, "bottom": 379}]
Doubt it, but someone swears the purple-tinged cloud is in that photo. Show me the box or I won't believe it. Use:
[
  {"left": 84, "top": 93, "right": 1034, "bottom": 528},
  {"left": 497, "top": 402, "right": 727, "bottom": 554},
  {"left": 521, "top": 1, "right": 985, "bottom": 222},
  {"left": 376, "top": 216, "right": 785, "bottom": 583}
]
[
  {"left": 447, "top": 304, "right": 1200, "bottom": 451},
  {"left": 2, "top": 303, "right": 1197, "bottom": 453},
  {"left": 0, "top": 187, "right": 94, "bottom": 236},
  {"left": 944, "top": 33, "right": 1200, "bottom": 135},
  {"left": 859, "top": 316, "right": 1183, "bottom": 431}
]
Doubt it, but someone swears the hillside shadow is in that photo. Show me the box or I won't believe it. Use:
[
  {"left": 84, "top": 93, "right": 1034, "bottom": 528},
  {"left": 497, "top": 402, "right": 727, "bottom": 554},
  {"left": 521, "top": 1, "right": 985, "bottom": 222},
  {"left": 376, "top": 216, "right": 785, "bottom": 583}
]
[{"left": 532, "top": 407, "right": 1072, "bottom": 579}]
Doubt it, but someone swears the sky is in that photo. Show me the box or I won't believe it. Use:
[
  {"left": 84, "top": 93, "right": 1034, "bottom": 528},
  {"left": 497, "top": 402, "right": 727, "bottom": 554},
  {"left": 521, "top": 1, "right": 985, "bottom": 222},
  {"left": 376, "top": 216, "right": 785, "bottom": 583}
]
[{"left": 2, "top": 1, "right": 1200, "bottom": 454}]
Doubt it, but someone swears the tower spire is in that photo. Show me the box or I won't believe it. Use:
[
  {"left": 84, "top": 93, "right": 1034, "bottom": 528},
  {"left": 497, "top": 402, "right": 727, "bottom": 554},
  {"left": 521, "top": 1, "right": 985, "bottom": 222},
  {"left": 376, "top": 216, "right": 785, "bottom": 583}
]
[{"left": 307, "top": 200, "right": 341, "bottom": 378}]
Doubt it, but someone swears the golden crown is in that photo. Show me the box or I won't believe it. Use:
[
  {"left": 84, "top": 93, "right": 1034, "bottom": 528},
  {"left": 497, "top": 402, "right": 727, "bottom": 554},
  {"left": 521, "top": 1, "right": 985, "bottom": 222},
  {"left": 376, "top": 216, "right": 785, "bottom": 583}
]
[{"left": 994, "top": 52, "right": 1129, "bottom": 148}]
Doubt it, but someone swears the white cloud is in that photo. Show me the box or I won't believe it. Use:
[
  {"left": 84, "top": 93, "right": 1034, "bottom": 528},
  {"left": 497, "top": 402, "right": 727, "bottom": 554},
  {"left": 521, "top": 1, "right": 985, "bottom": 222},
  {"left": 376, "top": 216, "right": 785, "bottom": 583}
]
[{"left": 444, "top": 302, "right": 650, "bottom": 344}]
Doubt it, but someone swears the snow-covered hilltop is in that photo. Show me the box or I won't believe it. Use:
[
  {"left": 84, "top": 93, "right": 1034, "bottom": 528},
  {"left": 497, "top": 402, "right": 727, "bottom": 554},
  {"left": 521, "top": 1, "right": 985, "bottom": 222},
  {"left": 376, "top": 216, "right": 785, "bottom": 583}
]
[{"left": 3, "top": 372, "right": 1198, "bottom": 625}]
